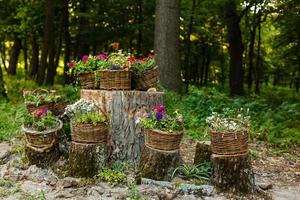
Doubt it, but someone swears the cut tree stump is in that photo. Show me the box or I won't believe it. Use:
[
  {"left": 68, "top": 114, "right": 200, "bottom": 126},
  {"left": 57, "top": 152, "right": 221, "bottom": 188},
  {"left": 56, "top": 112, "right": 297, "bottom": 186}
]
[
  {"left": 81, "top": 89, "right": 165, "bottom": 163},
  {"left": 69, "top": 141, "right": 107, "bottom": 178},
  {"left": 138, "top": 145, "right": 182, "bottom": 181},
  {"left": 211, "top": 153, "right": 255, "bottom": 194},
  {"left": 25, "top": 142, "right": 60, "bottom": 168},
  {"left": 194, "top": 141, "right": 211, "bottom": 165}
]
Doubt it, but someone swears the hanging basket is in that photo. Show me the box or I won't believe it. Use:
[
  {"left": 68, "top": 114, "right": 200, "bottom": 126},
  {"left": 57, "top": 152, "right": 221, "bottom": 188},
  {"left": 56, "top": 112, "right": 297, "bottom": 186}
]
[
  {"left": 144, "top": 129, "right": 183, "bottom": 151},
  {"left": 210, "top": 118, "right": 249, "bottom": 155},
  {"left": 133, "top": 66, "right": 159, "bottom": 91},
  {"left": 22, "top": 119, "right": 63, "bottom": 148},
  {"left": 99, "top": 70, "right": 131, "bottom": 90},
  {"left": 71, "top": 121, "right": 109, "bottom": 144},
  {"left": 78, "top": 72, "right": 96, "bottom": 89}
]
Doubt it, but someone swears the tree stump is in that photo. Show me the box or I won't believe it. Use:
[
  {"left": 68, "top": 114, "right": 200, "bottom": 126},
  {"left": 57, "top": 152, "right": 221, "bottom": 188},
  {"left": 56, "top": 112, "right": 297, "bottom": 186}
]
[
  {"left": 194, "top": 141, "right": 211, "bottom": 165},
  {"left": 211, "top": 153, "right": 255, "bottom": 194},
  {"left": 25, "top": 142, "right": 60, "bottom": 168},
  {"left": 81, "top": 90, "right": 165, "bottom": 163},
  {"left": 138, "top": 146, "right": 182, "bottom": 181},
  {"left": 69, "top": 142, "right": 107, "bottom": 178}
]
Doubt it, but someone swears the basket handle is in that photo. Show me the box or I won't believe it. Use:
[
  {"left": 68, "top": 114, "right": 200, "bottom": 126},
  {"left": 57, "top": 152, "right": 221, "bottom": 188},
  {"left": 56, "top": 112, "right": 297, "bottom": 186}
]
[{"left": 32, "top": 88, "right": 49, "bottom": 96}]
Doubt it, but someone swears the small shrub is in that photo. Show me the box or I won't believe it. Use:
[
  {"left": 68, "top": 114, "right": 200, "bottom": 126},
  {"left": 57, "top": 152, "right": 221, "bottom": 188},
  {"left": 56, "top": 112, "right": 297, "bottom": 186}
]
[{"left": 99, "top": 168, "right": 127, "bottom": 187}]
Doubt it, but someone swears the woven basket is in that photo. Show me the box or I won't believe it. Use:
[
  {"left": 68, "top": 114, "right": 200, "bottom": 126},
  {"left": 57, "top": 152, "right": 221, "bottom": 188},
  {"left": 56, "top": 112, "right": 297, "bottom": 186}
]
[
  {"left": 99, "top": 70, "right": 131, "bottom": 90},
  {"left": 71, "top": 121, "right": 108, "bottom": 144},
  {"left": 78, "top": 72, "right": 96, "bottom": 89},
  {"left": 22, "top": 119, "right": 63, "bottom": 148},
  {"left": 26, "top": 103, "right": 53, "bottom": 114},
  {"left": 144, "top": 129, "right": 183, "bottom": 151},
  {"left": 133, "top": 66, "right": 159, "bottom": 90}
]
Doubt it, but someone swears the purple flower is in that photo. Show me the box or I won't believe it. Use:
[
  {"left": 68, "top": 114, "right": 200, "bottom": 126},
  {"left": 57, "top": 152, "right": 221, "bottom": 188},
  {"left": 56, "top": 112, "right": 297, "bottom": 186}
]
[
  {"left": 67, "top": 60, "right": 75, "bottom": 68},
  {"left": 96, "top": 54, "right": 108, "bottom": 59},
  {"left": 110, "top": 64, "right": 121, "bottom": 70},
  {"left": 156, "top": 111, "right": 163, "bottom": 120},
  {"left": 82, "top": 55, "right": 88, "bottom": 63}
]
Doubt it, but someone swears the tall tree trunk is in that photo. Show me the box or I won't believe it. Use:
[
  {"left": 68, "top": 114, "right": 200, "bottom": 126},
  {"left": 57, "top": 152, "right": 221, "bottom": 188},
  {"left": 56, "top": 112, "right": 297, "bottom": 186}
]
[
  {"left": 136, "top": 0, "right": 143, "bottom": 56},
  {"left": 7, "top": 38, "right": 22, "bottom": 75},
  {"left": 220, "top": 35, "right": 225, "bottom": 88},
  {"left": 204, "top": 50, "right": 210, "bottom": 85},
  {"left": 255, "top": 12, "right": 262, "bottom": 94},
  {"left": 62, "top": 0, "right": 71, "bottom": 84},
  {"left": 46, "top": 32, "right": 56, "bottom": 85},
  {"left": 37, "top": 0, "right": 55, "bottom": 85},
  {"left": 0, "top": 40, "right": 8, "bottom": 72},
  {"left": 224, "top": 0, "right": 244, "bottom": 96},
  {"left": 296, "top": 58, "right": 300, "bottom": 92},
  {"left": 0, "top": 66, "right": 7, "bottom": 99},
  {"left": 247, "top": 26, "right": 256, "bottom": 93},
  {"left": 183, "top": 0, "right": 196, "bottom": 89},
  {"left": 29, "top": 34, "right": 39, "bottom": 79},
  {"left": 23, "top": 40, "right": 28, "bottom": 79},
  {"left": 154, "top": 0, "right": 182, "bottom": 93},
  {"left": 200, "top": 45, "right": 206, "bottom": 86}
]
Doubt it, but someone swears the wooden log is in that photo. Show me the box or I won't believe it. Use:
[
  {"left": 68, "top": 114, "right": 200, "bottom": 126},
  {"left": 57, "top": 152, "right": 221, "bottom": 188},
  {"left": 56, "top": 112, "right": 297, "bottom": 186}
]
[
  {"left": 25, "top": 142, "right": 60, "bottom": 168},
  {"left": 193, "top": 141, "right": 211, "bottom": 165},
  {"left": 211, "top": 153, "right": 255, "bottom": 194},
  {"left": 81, "top": 90, "right": 165, "bottom": 163},
  {"left": 69, "top": 141, "right": 107, "bottom": 178},
  {"left": 138, "top": 146, "right": 182, "bottom": 181}
]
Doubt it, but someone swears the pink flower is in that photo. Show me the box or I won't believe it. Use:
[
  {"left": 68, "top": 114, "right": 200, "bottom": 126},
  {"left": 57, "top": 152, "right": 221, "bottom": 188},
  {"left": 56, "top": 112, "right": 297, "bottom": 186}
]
[
  {"left": 49, "top": 89, "right": 56, "bottom": 94},
  {"left": 153, "top": 105, "right": 166, "bottom": 113},
  {"left": 137, "top": 58, "right": 144, "bottom": 64},
  {"left": 96, "top": 54, "right": 108, "bottom": 59},
  {"left": 34, "top": 108, "right": 49, "bottom": 117},
  {"left": 82, "top": 55, "right": 88, "bottom": 63},
  {"left": 67, "top": 60, "right": 75, "bottom": 68}
]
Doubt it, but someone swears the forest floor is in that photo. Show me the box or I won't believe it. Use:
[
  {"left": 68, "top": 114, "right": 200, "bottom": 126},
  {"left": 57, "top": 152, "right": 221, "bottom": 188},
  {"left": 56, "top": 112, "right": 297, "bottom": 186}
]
[{"left": 0, "top": 137, "right": 299, "bottom": 200}]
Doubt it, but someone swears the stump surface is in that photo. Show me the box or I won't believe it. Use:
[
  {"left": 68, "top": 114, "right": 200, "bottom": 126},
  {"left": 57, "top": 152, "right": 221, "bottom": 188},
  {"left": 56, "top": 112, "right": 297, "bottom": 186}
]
[
  {"left": 139, "top": 145, "right": 182, "bottom": 181},
  {"left": 211, "top": 153, "right": 255, "bottom": 194},
  {"left": 69, "top": 142, "right": 107, "bottom": 178},
  {"left": 81, "top": 90, "right": 165, "bottom": 163}
]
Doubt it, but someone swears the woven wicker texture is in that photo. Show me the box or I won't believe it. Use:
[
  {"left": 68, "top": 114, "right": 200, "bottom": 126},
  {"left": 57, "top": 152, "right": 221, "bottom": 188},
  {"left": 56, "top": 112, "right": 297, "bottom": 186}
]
[
  {"left": 26, "top": 103, "right": 52, "bottom": 114},
  {"left": 71, "top": 121, "right": 108, "bottom": 144},
  {"left": 78, "top": 72, "right": 95, "bottom": 89},
  {"left": 133, "top": 66, "right": 159, "bottom": 90},
  {"left": 210, "top": 131, "right": 248, "bottom": 155},
  {"left": 99, "top": 70, "right": 131, "bottom": 90},
  {"left": 26, "top": 102, "right": 68, "bottom": 116},
  {"left": 144, "top": 129, "right": 183, "bottom": 151},
  {"left": 23, "top": 119, "right": 62, "bottom": 148}
]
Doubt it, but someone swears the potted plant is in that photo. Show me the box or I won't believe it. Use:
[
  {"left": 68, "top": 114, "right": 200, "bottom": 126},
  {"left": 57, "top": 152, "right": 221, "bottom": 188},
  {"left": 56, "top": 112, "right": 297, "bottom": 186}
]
[
  {"left": 206, "top": 109, "right": 250, "bottom": 155},
  {"left": 22, "top": 108, "right": 63, "bottom": 149},
  {"left": 98, "top": 51, "right": 132, "bottom": 90},
  {"left": 131, "top": 54, "right": 159, "bottom": 90},
  {"left": 23, "top": 89, "right": 68, "bottom": 116},
  {"left": 136, "top": 105, "right": 184, "bottom": 151},
  {"left": 69, "top": 102, "right": 109, "bottom": 144}
]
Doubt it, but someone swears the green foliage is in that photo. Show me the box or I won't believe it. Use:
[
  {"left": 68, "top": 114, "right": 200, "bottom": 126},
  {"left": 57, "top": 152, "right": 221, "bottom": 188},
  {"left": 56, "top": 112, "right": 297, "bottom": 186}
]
[
  {"left": 23, "top": 110, "right": 58, "bottom": 132},
  {"left": 131, "top": 55, "right": 156, "bottom": 74},
  {"left": 172, "top": 161, "right": 212, "bottom": 181},
  {"left": 127, "top": 184, "right": 149, "bottom": 200},
  {"left": 99, "top": 168, "right": 127, "bottom": 187},
  {"left": 0, "top": 179, "right": 13, "bottom": 188},
  {"left": 23, "top": 89, "right": 64, "bottom": 106},
  {"left": 74, "top": 111, "right": 107, "bottom": 125}
]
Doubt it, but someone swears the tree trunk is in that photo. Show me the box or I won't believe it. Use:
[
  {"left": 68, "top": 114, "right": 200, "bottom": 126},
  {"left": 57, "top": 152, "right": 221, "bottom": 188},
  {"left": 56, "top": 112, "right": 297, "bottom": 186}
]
[
  {"left": 62, "top": 0, "right": 71, "bottom": 84},
  {"left": 224, "top": 0, "right": 244, "bottom": 96},
  {"left": 183, "top": 0, "right": 196, "bottom": 89},
  {"left": 7, "top": 38, "right": 21, "bottom": 75},
  {"left": 211, "top": 153, "right": 255, "bottom": 194},
  {"left": 247, "top": 26, "right": 256, "bottom": 93},
  {"left": 136, "top": 0, "right": 143, "bottom": 56},
  {"left": 37, "top": 0, "right": 55, "bottom": 85},
  {"left": 296, "top": 60, "right": 300, "bottom": 92},
  {"left": 139, "top": 145, "right": 182, "bottom": 181},
  {"left": 23, "top": 40, "right": 28, "bottom": 79},
  {"left": 194, "top": 141, "right": 211, "bottom": 165},
  {"left": 80, "top": 90, "right": 165, "bottom": 164},
  {"left": 0, "top": 66, "right": 7, "bottom": 99},
  {"left": 154, "top": 0, "right": 182, "bottom": 93},
  {"left": 29, "top": 34, "right": 39, "bottom": 79},
  {"left": 255, "top": 12, "right": 262, "bottom": 94},
  {"left": 0, "top": 40, "right": 8, "bottom": 71},
  {"left": 46, "top": 27, "right": 56, "bottom": 85},
  {"left": 204, "top": 50, "right": 210, "bottom": 86},
  {"left": 69, "top": 142, "right": 107, "bottom": 178}
]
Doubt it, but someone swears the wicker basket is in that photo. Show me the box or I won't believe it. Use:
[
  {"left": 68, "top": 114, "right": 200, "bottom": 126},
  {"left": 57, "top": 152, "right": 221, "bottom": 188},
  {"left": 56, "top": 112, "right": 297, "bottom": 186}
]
[
  {"left": 78, "top": 72, "right": 96, "bottom": 89},
  {"left": 22, "top": 119, "right": 63, "bottom": 148},
  {"left": 71, "top": 121, "right": 108, "bottom": 144},
  {"left": 26, "top": 103, "right": 53, "bottom": 114},
  {"left": 99, "top": 70, "right": 131, "bottom": 90},
  {"left": 144, "top": 129, "right": 183, "bottom": 151},
  {"left": 133, "top": 66, "right": 159, "bottom": 90},
  {"left": 210, "top": 120, "right": 248, "bottom": 155}
]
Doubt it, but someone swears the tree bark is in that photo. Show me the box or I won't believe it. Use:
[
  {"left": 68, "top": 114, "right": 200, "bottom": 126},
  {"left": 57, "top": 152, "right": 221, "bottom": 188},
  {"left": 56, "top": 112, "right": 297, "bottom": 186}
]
[
  {"left": 211, "top": 153, "right": 255, "bottom": 194},
  {"left": 80, "top": 90, "right": 165, "bottom": 164},
  {"left": 23, "top": 40, "right": 28, "bottom": 79},
  {"left": 37, "top": 0, "right": 55, "bottom": 85},
  {"left": 224, "top": 0, "right": 244, "bottom": 96},
  {"left": 45, "top": 27, "right": 56, "bottom": 85},
  {"left": 247, "top": 26, "right": 256, "bottom": 93},
  {"left": 0, "top": 66, "right": 7, "bottom": 99},
  {"left": 194, "top": 141, "right": 211, "bottom": 165},
  {"left": 255, "top": 12, "right": 262, "bottom": 94},
  {"left": 62, "top": 0, "right": 71, "bottom": 84},
  {"left": 7, "top": 38, "right": 21, "bottom": 75},
  {"left": 154, "top": 0, "right": 182, "bottom": 93},
  {"left": 69, "top": 142, "right": 107, "bottom": 178},
  {"left": 139, "top": 145, "right": 182, "bottom": 181},
  {"left": 136, "top": 0, "right": 143, "bottom": 56},
  {"left": 29, "top": 34, "right": 39, "bottom": 79}
]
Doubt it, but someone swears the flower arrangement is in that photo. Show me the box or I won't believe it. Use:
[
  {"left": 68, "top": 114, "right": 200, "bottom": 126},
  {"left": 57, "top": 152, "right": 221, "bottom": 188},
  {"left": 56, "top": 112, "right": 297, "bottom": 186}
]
[
  {"left": 23, "top": 89, "right": 63, "bottom": 106},
  {"left": 136, "top": 105, "right": 184, "bottom": 133},
  {"left": 74, "top": 111, "right": 108, "bottom": 126},
  {"left": 23, "top": 108, "right": 59, "bottom": 131},
  {"left": 206, "top": 108, "right": 250, "bottom": 132},
  {"left": 130, "top": 54, "right": 156, "bottom": 74}
]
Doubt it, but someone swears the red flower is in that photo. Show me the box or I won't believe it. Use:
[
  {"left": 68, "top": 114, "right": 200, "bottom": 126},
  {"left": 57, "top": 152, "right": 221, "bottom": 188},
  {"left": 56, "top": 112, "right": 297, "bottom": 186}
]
[
  {"left": 153, "top": 105, "right": 166, "bottom": 113},
  {"left": 82, "top": 55, "right": 88, "bottom": 63},
  {"left": 128, "top": 56, "right": 135, "bottom": 62},
  {"left": 67, "top": 60, "right": 75, "bottom": 68}
]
